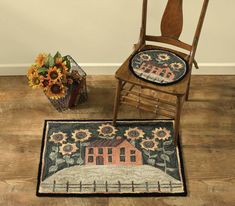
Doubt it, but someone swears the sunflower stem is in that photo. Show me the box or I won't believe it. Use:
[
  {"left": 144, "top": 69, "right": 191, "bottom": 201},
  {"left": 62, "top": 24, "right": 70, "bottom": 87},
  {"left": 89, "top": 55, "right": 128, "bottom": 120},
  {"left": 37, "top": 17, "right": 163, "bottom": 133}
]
[
  {"left": 163, "top": 144, "right": 167, "bottom": 173},
  {"left": 56, "top": 143, "right": 59, "bottom": 162}
]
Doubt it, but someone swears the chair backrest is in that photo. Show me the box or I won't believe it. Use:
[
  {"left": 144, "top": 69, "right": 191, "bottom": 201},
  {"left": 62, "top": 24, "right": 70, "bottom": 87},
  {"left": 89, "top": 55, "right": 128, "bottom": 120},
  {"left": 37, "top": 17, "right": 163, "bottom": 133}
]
[{"left": 139, "top": 0, "right": 209, "bottom": 66}]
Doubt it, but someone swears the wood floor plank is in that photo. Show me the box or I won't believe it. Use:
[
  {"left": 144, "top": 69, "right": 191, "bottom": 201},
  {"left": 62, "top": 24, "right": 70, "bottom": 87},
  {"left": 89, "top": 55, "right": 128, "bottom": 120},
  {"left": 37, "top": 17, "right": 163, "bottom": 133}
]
[{"left": 0, "top": 75, "right": 234, "bottom": 206}]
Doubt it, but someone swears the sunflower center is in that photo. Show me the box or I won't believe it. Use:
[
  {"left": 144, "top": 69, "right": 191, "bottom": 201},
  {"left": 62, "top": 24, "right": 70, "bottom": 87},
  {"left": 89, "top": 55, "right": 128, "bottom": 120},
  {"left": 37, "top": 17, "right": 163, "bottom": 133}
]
[
  {"left": 101, "top": 127, "right": 113, "bottom": 134},
  {"left": 63, "top": 145, "right": 73, "bottom": 152},
  {"left": 42, "top": 79, "right": 49, "bottom": 87},
  {"left": 50, "top": 71, "right": 59, "bottom": 79},
  {"left": 76, "top": 132, "right": 87, "bottom": 139},
  {"left": 51, "top": 84, "right": 61, "bottom": 94},
  {"left": 33, "top": 77, "right": 40, "bottom": 85},
  {"left": 143, "top": 140, "right": 154, "bottom": 148},
  {"left": 142, "top": 55, "right": 149, "bottom": 60},
  {"left": 53, "top": 134, "right": 64, "bottom": 141},
  {"left": 157, "top": 131, "right": 166, "bottom": 137},
  {"left": 128, "top": 130, "right": 140, "bottom": 137}
]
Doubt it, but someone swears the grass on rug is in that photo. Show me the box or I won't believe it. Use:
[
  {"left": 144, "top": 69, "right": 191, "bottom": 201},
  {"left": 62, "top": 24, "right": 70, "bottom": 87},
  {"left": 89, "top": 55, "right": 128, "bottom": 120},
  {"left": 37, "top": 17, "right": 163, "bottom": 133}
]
[{"left": 37, "top": 120, "right": 187, "bottom": 197}]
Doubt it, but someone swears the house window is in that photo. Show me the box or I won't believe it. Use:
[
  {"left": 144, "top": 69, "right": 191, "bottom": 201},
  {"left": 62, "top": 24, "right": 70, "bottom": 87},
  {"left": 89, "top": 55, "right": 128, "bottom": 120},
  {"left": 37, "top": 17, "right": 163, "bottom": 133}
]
[
  {"left": 120, "top": 156, "right": 125, "bottom": 162},
  {"left": 120, "top": 148, "right": 125, "bottom": 155},
  {"left": 120, "top": 147, "right": 125, "bottom": 162},
  {"left": 88, "top": 148, "right": 94, "bottom": 154},
  {"left": 130, "top": 150, "right": 135, "bottom": 155},
  {"left": 130, "top": 156, "right": 136, "bottom": 162},
  {"left": 98, "top": 148, "right": 103, "bottom": 154},
  {"left": 166, "top": 72, "right": 172, "bottom": 78},
  {"left": 88, "top": 156, "right": 93, "bottom": 163},
  {"left": 108, "top": 148, "right": 112, "bottom": 155},
  {"left": 108, "top": 156, "right": 112, "bottom": 163}
]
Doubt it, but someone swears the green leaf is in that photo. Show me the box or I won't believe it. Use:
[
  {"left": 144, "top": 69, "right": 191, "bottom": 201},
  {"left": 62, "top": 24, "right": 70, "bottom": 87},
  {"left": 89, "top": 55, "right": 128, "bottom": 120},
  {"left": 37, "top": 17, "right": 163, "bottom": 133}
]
[
  {"left": 56, "top": 158, "right": 65, "bottom": 165},
  {"left": 63, "top": 155, "right": 70, "bottom": 161},
  {"left": 164, "top": 150, "right": 175, "bottom": 155},
  {"left": 160, "top": 154, "right": 170, "bottom": 162},
  {"left": 66, "top": 158, "right": 74, "bottom": 165},
  {"left": 147, "top": 158, "right": 156, "bottom": 166},
  {"left": 49, "top": 165, "right": 58, "bottom": 173},
  {"left": 163, "top": 140, "right": 173, "bottom": 146},
  {"left": 48, "top": 54, "right": 54, "bottom": 67},
  {"left": 156, "top": 162, "right": 165, "bottom": 167},
  {"left": 54, "top": 51, "right": 62, "bottom": 60},
  {"left": 150, "top": 154, "right": 158, "bottom": 158},
  {"left": 143, "top": 150, "right": 149, "bottom": 156},
  {"left": 49, "top": 152, "right": 57, "bottom": 161},
  {"left": 166, "top": 167, "right": 176, "bottom": 172},
  {"left": 37, "top": 67, "right": 48, "bottom": 74},
  {"left": 71, "top": 153, "right": 80, "bottom": 157},
  {"left": 51, "top": 146, "right": 58, "bottom": 153},
  {"left": 77, "top": 157, "right": 84, "bottom": 165}
]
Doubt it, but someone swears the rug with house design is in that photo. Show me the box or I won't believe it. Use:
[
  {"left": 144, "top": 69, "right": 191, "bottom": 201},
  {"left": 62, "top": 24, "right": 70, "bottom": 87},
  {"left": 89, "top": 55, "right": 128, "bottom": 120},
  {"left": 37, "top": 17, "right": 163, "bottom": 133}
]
[{"left": 37, "top": 120, "right": 186, "bottom": 196}]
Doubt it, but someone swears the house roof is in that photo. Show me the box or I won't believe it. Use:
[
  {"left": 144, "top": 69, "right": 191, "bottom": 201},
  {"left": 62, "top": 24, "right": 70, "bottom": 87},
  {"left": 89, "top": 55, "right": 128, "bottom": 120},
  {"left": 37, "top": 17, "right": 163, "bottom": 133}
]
[{"left": 88, "top": 138, "right": 126, "bottom": 147}]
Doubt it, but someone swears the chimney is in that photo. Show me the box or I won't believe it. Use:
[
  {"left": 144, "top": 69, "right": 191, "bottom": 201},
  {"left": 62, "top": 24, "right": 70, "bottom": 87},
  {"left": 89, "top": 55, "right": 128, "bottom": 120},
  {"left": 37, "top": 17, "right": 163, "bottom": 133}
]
[{"left": 116, "top": 136, "right": 122, "bottom": 140}]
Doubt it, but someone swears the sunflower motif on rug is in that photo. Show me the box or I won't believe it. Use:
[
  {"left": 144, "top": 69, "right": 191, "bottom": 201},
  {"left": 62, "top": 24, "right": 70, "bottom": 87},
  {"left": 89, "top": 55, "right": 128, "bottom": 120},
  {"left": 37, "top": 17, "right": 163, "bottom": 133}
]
[
  {"left": 130, "top": 49, "right": 188, "bottom": 85},
  {"left": 37, "top": 120, "right": 186, "bottom": 196}
]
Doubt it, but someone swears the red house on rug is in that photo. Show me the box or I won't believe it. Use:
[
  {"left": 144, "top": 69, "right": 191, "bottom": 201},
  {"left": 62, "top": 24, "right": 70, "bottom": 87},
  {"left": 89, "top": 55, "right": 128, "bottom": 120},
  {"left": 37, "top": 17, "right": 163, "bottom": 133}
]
[
  {"left": 85, "top": 137, "right": 142, "bottom": 166},
  {"left": 139, "top": 62, "right": 175, "bottom": 80}
]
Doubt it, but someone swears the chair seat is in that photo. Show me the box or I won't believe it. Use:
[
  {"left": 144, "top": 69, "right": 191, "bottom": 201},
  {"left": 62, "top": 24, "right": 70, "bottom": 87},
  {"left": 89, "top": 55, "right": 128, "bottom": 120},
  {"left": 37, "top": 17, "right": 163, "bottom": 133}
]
[
  {"left": 115, "top": 45, "right": 191, "bottom": 96},
  {"left": 130, "top": 49, "right": 188, "bottom": 85}
]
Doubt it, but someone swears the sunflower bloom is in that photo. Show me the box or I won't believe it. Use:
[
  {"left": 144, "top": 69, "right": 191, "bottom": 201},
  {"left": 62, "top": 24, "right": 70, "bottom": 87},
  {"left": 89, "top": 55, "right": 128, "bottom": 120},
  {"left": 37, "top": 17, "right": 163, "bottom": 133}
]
[
  {"left": 49, "top": 132, "right": 68, "bottom": 144},
  {"left": 35, "top": 53, "right": 48, "bottom": 67},
  {"left": 28, "top": 73, "right": 41, "bottom": 89},
  {"left": 97, "top": 124, "right": 118, "bottom": 137},
  {"left": 55, "top": 57, "right": 63, "bottom": 65},
  {"left": 170, "top": 62, "right": 184, "bottom": 70},
  {"left": 140, "top": 138, "right": 158, "bottom": 151},
  {"left": 55, "top": 57, "right": 69, "bottom": 73},
  {"left": 47, "top": 66, "right": 63, "bottom": 82},
  {"left": 140, "top": 53, "right": 152, "bottom": 61},
  {"left": 45, "top": 83, "right": 66, "bottom": 99},
  {"left": 157, "top": 53, "right": 170, "bottom": 61},
  {"left": 124, "top": 127, "right": 145, "bottom": 141},
  {"left": 59, "top": 143, "right": 78, "bottom": 156},
  {"left": 27, "top": 64, "right": 38, "bottom": 78},
  {"left": 40, "top": 77, "right": 52, "bottom": 90},
  {"left": 71, "top": 129, "right": 92, "bottom": 142},
  {"left": 152, "top": 127, "right": 171, "bottom": 141}
]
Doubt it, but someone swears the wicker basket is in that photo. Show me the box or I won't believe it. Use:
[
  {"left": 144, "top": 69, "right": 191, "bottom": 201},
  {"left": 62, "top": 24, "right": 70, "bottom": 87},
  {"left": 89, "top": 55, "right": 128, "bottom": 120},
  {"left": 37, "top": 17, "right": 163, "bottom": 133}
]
[{"left": 46, "top": 56, "right": 88, "bottom": 111}]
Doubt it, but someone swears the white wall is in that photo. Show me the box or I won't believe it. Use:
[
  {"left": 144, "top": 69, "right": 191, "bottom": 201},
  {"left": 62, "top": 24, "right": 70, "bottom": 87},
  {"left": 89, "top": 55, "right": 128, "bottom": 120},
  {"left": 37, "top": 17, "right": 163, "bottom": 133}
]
[{"left": 0, "top": 0, "right": 234, "bottom": 75}]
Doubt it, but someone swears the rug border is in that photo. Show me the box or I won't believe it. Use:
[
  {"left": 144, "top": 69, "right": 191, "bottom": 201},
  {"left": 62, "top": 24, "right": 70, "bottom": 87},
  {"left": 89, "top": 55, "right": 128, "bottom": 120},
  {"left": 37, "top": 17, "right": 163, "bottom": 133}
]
[{"left": 36, "top": 119, "right": 187, "bottom": 197}]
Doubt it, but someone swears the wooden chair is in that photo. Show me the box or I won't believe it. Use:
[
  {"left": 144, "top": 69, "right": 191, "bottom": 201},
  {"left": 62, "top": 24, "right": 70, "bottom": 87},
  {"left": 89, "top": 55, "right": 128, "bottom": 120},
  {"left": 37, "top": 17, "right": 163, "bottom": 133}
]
[{"left": 113, "top": 0, "right": 209, "bottom": 144}]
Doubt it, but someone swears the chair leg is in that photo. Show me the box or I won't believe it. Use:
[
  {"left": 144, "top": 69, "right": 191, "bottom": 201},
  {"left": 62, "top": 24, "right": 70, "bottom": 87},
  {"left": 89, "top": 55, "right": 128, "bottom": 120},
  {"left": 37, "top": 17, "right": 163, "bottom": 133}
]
[
  {"left": 185, "top": 76, "right": 191, "bottom": 101},
  {"left": 113, "top": 79, "right": 122, "bottom": 126},
  {"left": 174, "top": 95, "right": 183, "bottom": 145}
]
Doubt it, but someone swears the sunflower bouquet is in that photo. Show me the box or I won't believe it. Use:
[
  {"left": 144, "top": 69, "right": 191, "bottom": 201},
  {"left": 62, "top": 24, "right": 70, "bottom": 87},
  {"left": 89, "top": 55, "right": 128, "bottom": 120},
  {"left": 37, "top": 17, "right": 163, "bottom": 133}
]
[{"left": 27, "top": 52, "right": 87, "bottom": 110}]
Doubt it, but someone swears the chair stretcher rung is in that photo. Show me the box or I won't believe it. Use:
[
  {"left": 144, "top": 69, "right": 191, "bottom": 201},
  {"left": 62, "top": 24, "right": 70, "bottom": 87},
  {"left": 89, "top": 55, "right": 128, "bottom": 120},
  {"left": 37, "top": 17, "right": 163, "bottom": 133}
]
[
  {"left": 122, "top": 95, "right": 176, "bottom": 114},
  {"left": 121, "top": 98, "right": 175, "bottom": 119},
  {"left": 122, "top": 89, "right": 176, "bottom": 107}
]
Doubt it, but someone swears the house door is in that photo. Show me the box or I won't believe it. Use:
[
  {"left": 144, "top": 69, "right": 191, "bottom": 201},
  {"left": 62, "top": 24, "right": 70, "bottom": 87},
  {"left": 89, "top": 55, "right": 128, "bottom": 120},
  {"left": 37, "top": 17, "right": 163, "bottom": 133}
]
[{"left": 96, "top": 156, "right": 104, "bottom": 165}]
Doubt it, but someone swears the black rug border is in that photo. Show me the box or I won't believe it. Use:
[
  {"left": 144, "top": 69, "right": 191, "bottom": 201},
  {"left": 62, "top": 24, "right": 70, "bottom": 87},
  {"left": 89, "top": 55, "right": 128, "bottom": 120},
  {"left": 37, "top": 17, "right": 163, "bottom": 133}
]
[
  {"left": 129, "top": 48, "right": 189, "bottom": 86},
  {"left": 36, "top": 119, "right": 187, "bottom": 197}
]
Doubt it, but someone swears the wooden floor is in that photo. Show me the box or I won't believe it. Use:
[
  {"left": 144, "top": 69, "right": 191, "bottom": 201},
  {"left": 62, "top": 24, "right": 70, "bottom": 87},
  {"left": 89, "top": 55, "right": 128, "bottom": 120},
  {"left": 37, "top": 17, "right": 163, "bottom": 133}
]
[{"left": 0, "top": 75, "right": 234, "bottom": 206}]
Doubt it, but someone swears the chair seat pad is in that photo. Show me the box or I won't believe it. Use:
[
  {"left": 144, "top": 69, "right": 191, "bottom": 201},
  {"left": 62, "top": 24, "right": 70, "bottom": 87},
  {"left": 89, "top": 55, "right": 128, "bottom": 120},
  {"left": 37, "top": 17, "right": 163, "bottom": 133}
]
[{"left": 129, "top": 49, "right": 188, "bottom": 85}]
